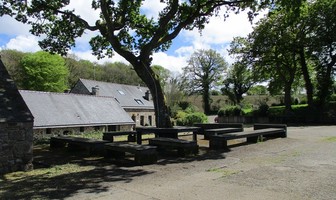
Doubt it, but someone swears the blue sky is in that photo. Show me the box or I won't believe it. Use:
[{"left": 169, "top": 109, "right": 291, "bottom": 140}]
[{"left": 0, "top": 1, "right": 264, "bottom": 73}]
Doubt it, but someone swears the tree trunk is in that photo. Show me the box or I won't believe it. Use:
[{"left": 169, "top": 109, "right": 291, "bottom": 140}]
[
  {"left": 284, "top": 83, "right": 293, "bottom": 113},
  {"left": 203, "top": 84, "right": 210, "bottom": 114},
  {"left": 299, "top": 47, "right": 314, "bottom": 107},
  {"left": 317, "top": 64, "right": 333, "bottom": 107},
  {"left": 131, "top": 58, "right": 172, "bottom": 128}
]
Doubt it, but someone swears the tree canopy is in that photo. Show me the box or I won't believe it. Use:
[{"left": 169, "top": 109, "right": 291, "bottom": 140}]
[
  {"left": 182, "top": 49, "right": 228, "bottom": 114},
  {"left": 20, "top": 51, "right": 69, "bottom": 92}
]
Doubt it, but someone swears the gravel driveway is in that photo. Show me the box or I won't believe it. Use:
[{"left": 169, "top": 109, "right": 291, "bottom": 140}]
[{"left": 67, "top": 126, "right": 336, "bottom": 200}]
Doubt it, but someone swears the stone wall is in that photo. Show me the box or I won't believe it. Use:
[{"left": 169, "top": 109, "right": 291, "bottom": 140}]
[
  {"left": 0, "top": 59, "right": 34, "bottom": 174},
  {"left": 0, "top": 122, "right": 34, "bottom": 174},
  {"left": 32, "top": 124, "right": 134, "bottom": 140},
  {"left": 126, "top": 108, "right": 156, "bottom": 127}
]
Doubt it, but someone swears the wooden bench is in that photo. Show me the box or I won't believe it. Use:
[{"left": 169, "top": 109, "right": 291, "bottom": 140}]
[
  {"left": 104, "top": 143, "right": 158, "bottom": 165},
  {"left": 50, "top": 136, "right": 109, "bottom": 155},
  {"left": 103, "top": 131, "right": 137, "bottom": 142},
  {"left": 203, "top": 127, "right": 243, "bottom": 140},
  {"left": 209, "top": 124, "right": 287, "bottom": 150},
  {"left": 149, "top": 137, "right": 199, "bottom": 156},
  {"left": 194, "top": 123, "right": 244, "bottom": 139}
]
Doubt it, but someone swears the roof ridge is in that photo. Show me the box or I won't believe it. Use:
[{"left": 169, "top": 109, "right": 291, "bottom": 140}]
[
  {"left": 19, "top": 90, "right": 117, "bottom": 100},
  {"left": 80, "top": 78, "right": 148, "bottom": 88}
]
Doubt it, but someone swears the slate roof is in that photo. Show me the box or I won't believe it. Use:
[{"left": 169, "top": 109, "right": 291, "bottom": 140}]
[
  {"left": 72, "top": 79, "right": 154, "bottom": 110},
  {"left": 0, "top": 59, "right": 33, "bottom": 123},
  {"left": 19, "top": 90, "right": 135, "bottom": 129}
]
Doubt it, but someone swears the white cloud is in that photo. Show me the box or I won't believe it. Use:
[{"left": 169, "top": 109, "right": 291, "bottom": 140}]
[
  {"left": 141, "top": 0, "right": 166, "bottom": 19},
  {"left": 152, "top": 52, "right": 187, "bottom": 73},
  {"left": 72, "top": 50, "right": 128, "bottom": 65},
  {"left": 181, "top": 10, "right": 258, "bottom": 49},
  {"left": 0, "top": 16, "right": 31, "bottom": 35},
  {"left": 1, "top": 35, "right": 41, "bottom": 52}
]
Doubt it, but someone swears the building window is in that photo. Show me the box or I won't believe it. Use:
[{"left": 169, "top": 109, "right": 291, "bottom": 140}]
[
  {"left": 94, "top": 126, "right": 100, "bottom": 131},
  {"left": 148, "top": 116, "right": 152, "bottom": 126},
  {"left": 131, "top": 114, "right": 136, "bottom": 122},
  {"left": 80, "top": 127, "right": 84, "bottom": 132},
  {"left": 134, "top": 99, "right": 144, "bottom": 105},
  {"left": 46, "top": 128, "right": 52, "bottom": 134},
  {"left": 140, "top": 115, "right": 145, "bottom": 126},
  {"left": 108, "top": 125, "right": 117, "bottom": 132}
]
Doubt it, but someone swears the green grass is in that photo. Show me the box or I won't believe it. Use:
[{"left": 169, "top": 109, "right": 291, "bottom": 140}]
[
  {"left": 2, "top": 164, "right": 95, "bottom": 181},
  {"left": 323, "top": 136, "right": 336, "bottom": 142},
  {"left": 206, "top": 167, "right": 240, "bottom": 177}
]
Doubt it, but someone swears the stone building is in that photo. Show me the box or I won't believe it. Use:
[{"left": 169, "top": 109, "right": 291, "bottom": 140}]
[
  {"left": 71, "top": 78, "right": 156, "bottom": 127},
  {"left": 0, "top": 59, "right": 34, "bottom": 174},
  {"left": 19, "top": 90, "right": 135, "bottom": 139}
]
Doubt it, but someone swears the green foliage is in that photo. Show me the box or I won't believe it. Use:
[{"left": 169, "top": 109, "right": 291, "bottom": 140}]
[
  {"left": 0, "top": 49, "right": 28, "bottom": 89},
  {"left": 182, "top": 49, "right": 228, "bottom": 114},
  {"left": 176, "top": 111, "right": 208, "bottom": 126},
  {"left": 173, "top": 101, "right": 206, "bottom": 126},
  {"left": 247, "top": 85, "right": 268, "bottom": 95},
  {"left": 221, "top": 62, "right": 254, "bottom": 105},
  {"left": 21, "top": 51, "right": 69, "bottom": 92},
  {"left": 218, "top": 106, "right": 243, "bottom": 117},
  {"left": 254, "top": 103, "right": 269, "bottom": 117}
]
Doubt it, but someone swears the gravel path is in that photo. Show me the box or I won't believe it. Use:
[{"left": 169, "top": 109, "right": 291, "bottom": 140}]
[{"left": 66, "top": 126, "right": 336, "bottom": 200}]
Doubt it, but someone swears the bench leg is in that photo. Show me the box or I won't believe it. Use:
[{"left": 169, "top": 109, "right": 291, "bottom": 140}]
[
  {"left": 209, "top": 139, "right": 228, "bottom": 150},
  {"left": 177, "top": 146, "right": 199, "bottom": 156},
  {"left": 135, "top": 152, "right": 158, "bottom": 165},
  {"left": 204, "top": 133, "right": 212, "bottom": 140},
  {"left": 128, "top": 134, "right": 136, "bottom": 142},
  {"left": 104, "top": 150, "right": 125, "bottom": 159},
  {"left": 246, "top": 136, "right": 261, "bottom": 143}
]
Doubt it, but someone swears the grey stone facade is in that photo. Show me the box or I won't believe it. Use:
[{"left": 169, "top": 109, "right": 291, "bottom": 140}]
[
  {"left": 0, "top": 122, "right": 34, "bottom": 173},
  {"left": 0, "top": 59, "right": 34, "bottom": 174},
  {"left": 33, "top": 124, "right": 134, "bottom": 140}
]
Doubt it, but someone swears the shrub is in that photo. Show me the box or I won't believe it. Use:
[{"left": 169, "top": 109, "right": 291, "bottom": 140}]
[
  {"left": 256, "top": 103, "right": 269, "bottom": 117},
  {"left": 176, "top": 111, "right": 208, "bottom": 126},
  {"left": 218, "top": 106, "right": 242, "bottom": 117}
]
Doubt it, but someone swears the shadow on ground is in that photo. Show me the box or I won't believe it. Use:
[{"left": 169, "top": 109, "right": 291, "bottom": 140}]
[
  {"left": 0, "top": 141, "right": 231, "bottom": 199},
  {"left": 0, "top": 145, "right": 153, "bottom": 199}
]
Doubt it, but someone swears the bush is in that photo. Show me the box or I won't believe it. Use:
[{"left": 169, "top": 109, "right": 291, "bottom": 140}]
[
  {"left": 218, "top": 106, "right": 242, "bottom": 117},
  {"left": 176, "top": 111, "right": 208, "bottom": 126},
  {"left": 255, "top": 103, "right": 269, "bottom": 117}
]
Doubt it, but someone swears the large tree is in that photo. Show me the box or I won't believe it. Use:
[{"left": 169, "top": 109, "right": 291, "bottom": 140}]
[
  {"left": 21, "top": 51, "right": 69, "bottom": 92},
  {"left": 221, "top": 62, "right": 255, "bottom": 105},
  {"left": 182, "top": 49, "right": 228, "bottom": 114},
  {"left": 305, "top": 0, "right": 336, "bottom": 106},
  {"left": 0, "top": 49, "right": 27, "bottom": 88},
  {"left": 1, "top": 0, "right": 287, "bottom": 127}
]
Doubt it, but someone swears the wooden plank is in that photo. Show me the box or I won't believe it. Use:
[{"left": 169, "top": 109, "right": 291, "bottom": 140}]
[
  {"left": 209, "top": 127, "right": 286, "bottom": 150},
  {"left": 149, "top": 138, "right": 199, "bottom": 156},
  {"left": 104, "top": 143, "right": 158, "bottom": 165},
  {"left": 203, "top": 127, "right": 243, "bottom": 140}
]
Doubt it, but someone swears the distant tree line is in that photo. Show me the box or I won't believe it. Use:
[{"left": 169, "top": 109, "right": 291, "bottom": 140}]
[{"left": 0, "top": 49, "right": 145, "bottom": 92}]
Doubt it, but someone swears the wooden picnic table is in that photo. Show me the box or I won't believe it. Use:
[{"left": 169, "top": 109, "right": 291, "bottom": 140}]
[{"left": 135, "top": 126, "right": 200, "bottom": 144}]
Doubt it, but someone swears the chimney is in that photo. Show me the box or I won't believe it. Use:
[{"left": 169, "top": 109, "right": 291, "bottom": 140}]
[
  {"left": 144, "top": 90, "right": 151, "bottom": 100},
  {"left": 91, "top": 85, "right": 99, "bottom": 96}
]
